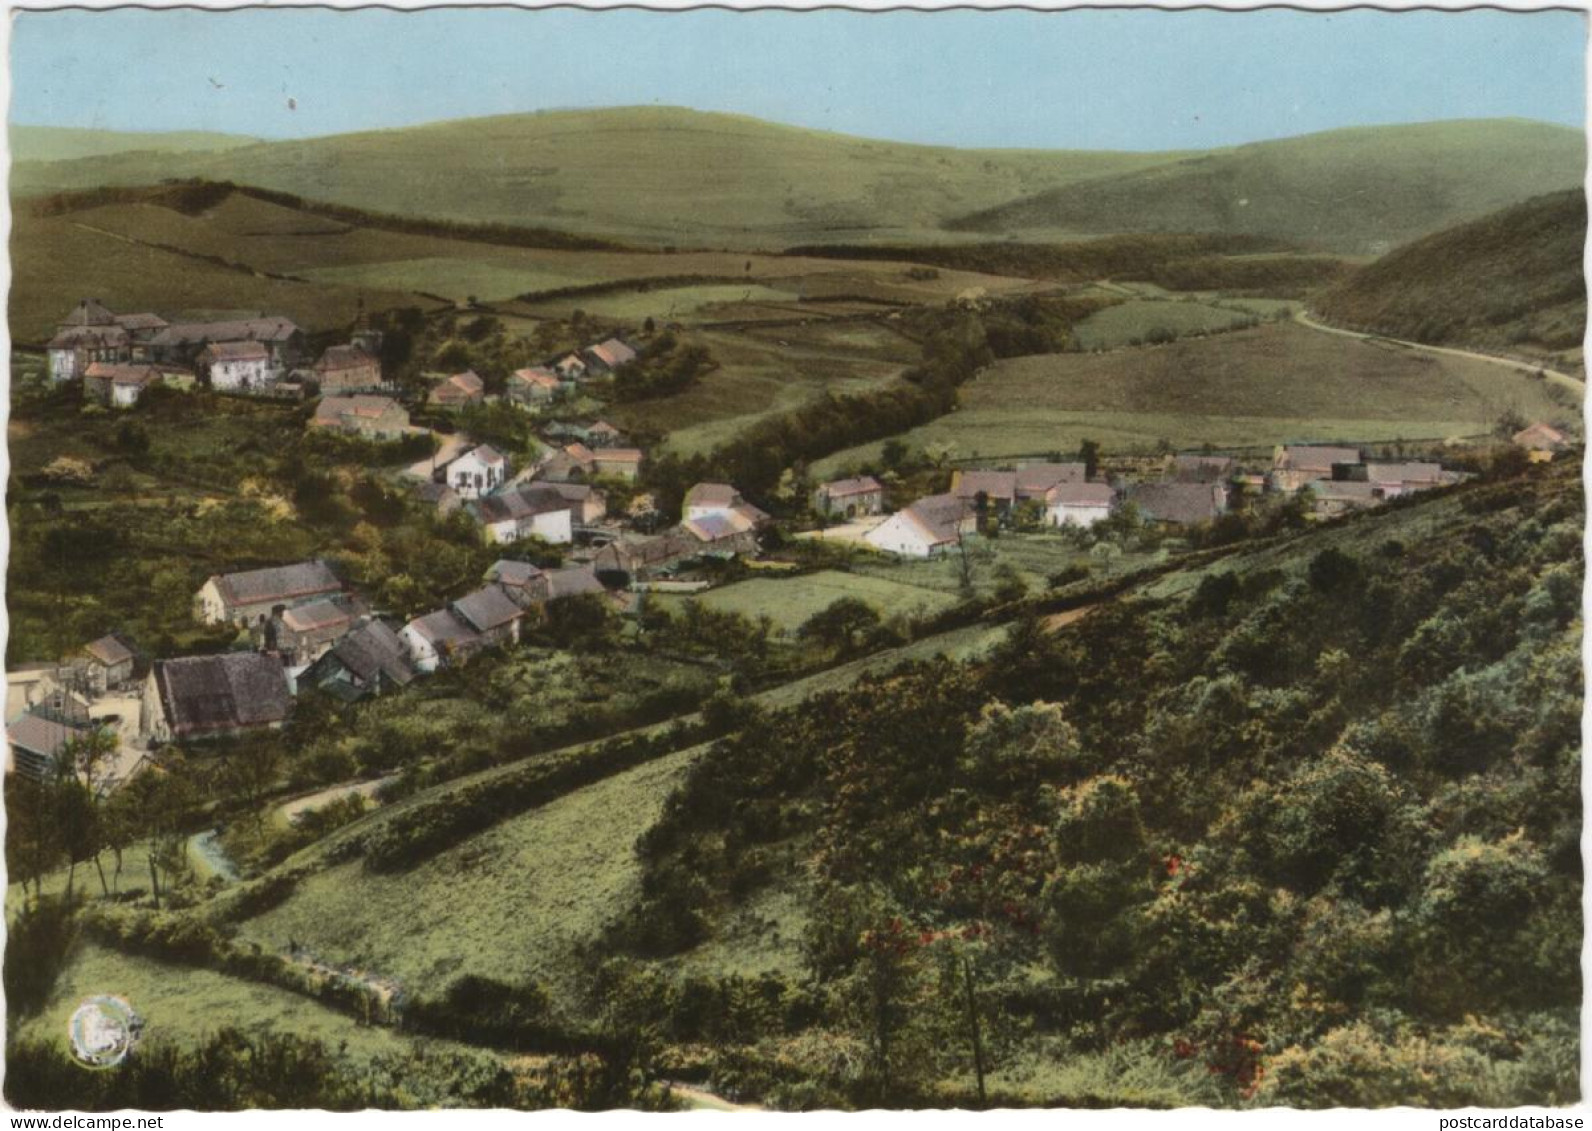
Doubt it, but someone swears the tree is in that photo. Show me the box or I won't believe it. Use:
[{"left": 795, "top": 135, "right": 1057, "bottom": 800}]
[
  {"left": 798, "top": 597, "right": 881, "bottom": 656},
  {"left": 1078, "top": 439, "right": 1101, "bottom": 479}
]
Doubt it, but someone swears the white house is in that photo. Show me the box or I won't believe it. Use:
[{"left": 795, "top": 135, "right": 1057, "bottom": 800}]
[
  {"left": 864, "top": 494, "right": 974, "bottom": 559},
  {"left": 1045, "top": 481, "right": 1116, "bottom": 528},
  {"left": 683, "top": 482, "right": 769, "bottom": 527},
  {"left": 444, "top": 445, "right": 508, "bottom": 500},
  {"left": 472, "top": 485, "right": 574, "bottom": 545},
  {"left": 202, "top": 341, "right": 275, "bottom": 392}
]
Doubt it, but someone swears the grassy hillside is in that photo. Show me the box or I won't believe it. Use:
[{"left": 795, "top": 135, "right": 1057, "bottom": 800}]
[
  {"left": 1313, "top": 189, "right": 1586, "bottom": 356},
  {"left": 10, "top": 124, "right": 259, "bottom": 162},
  {"left": 10, "top": 106, "right": 1190, "bottom": 248},
  {"left": 949, "top": 119, "right": 1585, "bottom": 254},
  {"left": 815, "top": 320, "right": 1575, "bottom": 472}
]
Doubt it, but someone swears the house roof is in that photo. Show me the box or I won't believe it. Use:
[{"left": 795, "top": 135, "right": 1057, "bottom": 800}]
[
  {"left": 594, "top": 448, "right": 644, "bottom": 465},
  {"left": 901, "top": 493, "right": 971, "bottom": 546},
  {"left": 48, "top": 325, "right": 129, "bottom": 350},
  {"left": 451, "top": 585, "right": 524, "bottom": 633},
  {"left": 587, "top": 339, "right": 638, "bottom": 369},
  {"left": 280, "top": 596, "right": 361, "bottom": 635},
  {"left": 112, "top": 312, "right": 168, "bottom": 332},
  {"left": 563, "top": 442, "right": 596, "bottom": 463},
  {"left": 684, "top": 513, "right": 750, "bottom": 542},
  {"left": 315, "top": 345, "right": 378, "bottom": 372},
  {"left": 407, "top": 608, "right": 479, "bottom": 649},
  {"left": 588, "top": 419, "right": 623, "bottom": 436},
  {"left": 1015, "top": 463, "right": 1087, "bottom": 496},
  {"left": 487, "top": 560, "right": 545, "bottom": 587},
  {"left": 60, "top": 298, "right": 118, "bottom": 328},
  {"left": 154, "top": 653, "right": 292, "bottom": 738},
  {"left": 1276, "top": 445, "right": 1362, "bottom": 473},
  {"left": 82, "top": 634, "right": 134, "bottom": 668},
  {"left": 152, "top": 317, "right": 301, "bottom": 347},
  {"left": 431, "top": 371, "right": 484, "bottom": 402},
  {"left": 511, "top": 367, "right": 561, "bottom": 388},
  {"left": 324, "top": 620, "right": 415, "bottom": 688},
  {"left": 1127, "top": 482, "right": 1225, "bottom": 525},
  {"left": 1047, "top": 481, "right": 1117, "bottom": 507},
  {"left": 84, "top": 362, "right": 161, "bottom": 387},
  {"left": 475, "top": 484, "right": 572, "bottom": 525},
  {"left": 544, "top": 565, "right": 605, "bottom": 599},
  {"left": 315, "top": 395, "right": 404, "bottom": 423},
  {"left": 8, "top": 712, "right": 87, "bottom": 760},
  {"left": 1513, "top": 422, "right": 1568, "bottom": 449},
  {"left": 820, "top": 476, "right": 882, "bottom": 497},
  {"left": 211, "top": 561, "right": 341, "bottom": 610},
  {"left": 202, "top": 340, "right": 271, "bottom": 363},
  {"left": 546, "top": 481, "right": 597, "bottom": 503},
  {"left": 1171, "top": 454, "right": 1238, "bottom": 482},
  {"left": 953, "top": 470, "right": 1017, "bottom": 503},
  {"left": 685, "top": 482, "right": 741, "bottom": 509},
  {"left": 1307, "top": 479, "right": 1380, "bottom": 503}
]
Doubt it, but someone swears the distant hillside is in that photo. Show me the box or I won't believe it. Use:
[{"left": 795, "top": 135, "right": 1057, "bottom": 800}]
[
  {"left": 9, "top": 106, "right": 1190, "bottom": 250},
  {"left": 1313, "top": 189, "right": 1586, "bottom": 355},
  {"left": 10, "top": 124, "right": 260, "bottom": 163},
  {"left": 948, "top": 119, "right": 1585, "bottom": 254}
]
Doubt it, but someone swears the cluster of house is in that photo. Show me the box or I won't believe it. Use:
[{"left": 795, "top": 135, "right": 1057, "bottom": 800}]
[
  {"left": 4, "top": 551, "right": 623, "bottom": 782},
  {"left": 422, "top": 335, "right": 640, "bottom": 414},
  {"left": 834, "top": 443, "right": 1477, "bottom": 559},
  {"left": 48, "top": 297, "right": 386, "bottom": 407},
  {"left": 592, "top": 483, "right": 769, "bottom": 581}
]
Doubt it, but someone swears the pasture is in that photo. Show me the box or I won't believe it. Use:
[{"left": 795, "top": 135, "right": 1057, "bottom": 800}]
[
  {"left": 653, "top": 569, "right": 961, "bottom": 632},
  {"left": 1071, "top": 297, "right": 1262, "bottom": 349},
  {"left": 814, "top": 321, "right": 1571, "bottom": 472}
]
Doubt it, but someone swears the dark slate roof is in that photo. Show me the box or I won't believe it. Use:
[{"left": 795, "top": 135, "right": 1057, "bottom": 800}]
[
  {"left": 202, "top": 340, "right": 270, "bottom": 362},
  {"left": 60, "top": 298, "right": 117, "bottom": 328},
  {"left": 48, "top": 325, "right": 129, "bottom": 350},
  {"left": 474, "top": 485, "right": 572, "bottom": 525},
  {"left": 487, "top": 560, "right": 545, "bottom": 587},
  {"left": 151, "top": 317, "right": 302, "bottom": 347},
  {"left": 544, "top": 566, "right": 604, "bottom": 599},
  {"left": 316, "top": 345, "right": 378, "bottom": 371},
  {"left": 213, "top": 561, "right": 341, "bottom": 609},
  {"left": 325, "top": 620, "right": 415, "bottom": 688},
  {"left": 451, "top": 585, "right": 524, "bottom": 633},
  {"left": 1126, "top": 482, "right": 1226, "bottom": 525},
  {"left": 407, "top": 608, "right": 479, "bottom": 649},
  {"left": 954, "top": 471, "right": 1018, "bottom": 502},
  {"left": 1015, "top": 463, "right": 1087, "bottom": 496},
  {"left": 154, "top": 653, "right": 292, "bottom": 738}
]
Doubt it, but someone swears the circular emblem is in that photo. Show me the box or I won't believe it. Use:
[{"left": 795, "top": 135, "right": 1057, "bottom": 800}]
[{"left": 68, "top": 995, "right": 143, "bottom": 1068}]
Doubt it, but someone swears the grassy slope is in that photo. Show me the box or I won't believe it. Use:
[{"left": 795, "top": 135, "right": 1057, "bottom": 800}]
[
  {"left": 11, "top": 106, "right": 1190, "bottom": 248},
  {"left": 654, "top": 569, "right": 962, "bottom": 632},
  {"left": 10, "top": 124, "right": 260, "bottom": 162},
  {"left": 814, "top": 320, "right": 1573, "bottom": 472},
  {"left": 949, "top": 119, "right": 1586, "bottom": 254},
  {"left": 1313, "top": 189, "right": 1587, "bottom": 355}
]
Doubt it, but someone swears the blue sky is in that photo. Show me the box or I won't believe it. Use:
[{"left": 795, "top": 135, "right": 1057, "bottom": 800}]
[{"left": 10, "top": 7, "right": 1586, "bottom": 150}]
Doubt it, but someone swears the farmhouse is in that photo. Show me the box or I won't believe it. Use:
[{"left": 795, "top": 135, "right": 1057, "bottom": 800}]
[
  {"left": 430, "top": 370, "right": 486, "bottom": 408},
  {"left": 195, "top": 560, "right": 343, "bottom": 627},
  {"left": 312, "top": 395, "right": 410, "bottom": 440},
  {"left": 79, "top": 634, "right": 136, "bottom": 695},
  {"left": 592, "top": 448, "right": 645, "bottom": 481},
  {"left": 508, "top": 367, "right": 562, "bottom": 405},
  {"left": 6, "top": 712, "right": 90, "bottom": 780},
  {"left": 269, "top": 595, "right": 368, "bottom": 669},
  {"left": 313, "top": 344, "right": 384, "bottom": 395},
  {"left": 45, "top": 299, "right": 170, "bottom": 382},
  {"left": 486, "top": 560, "right": 548, "bottom": 607},
  {"left": 584, "top": 338, "right": 639, "bottom": 373},
  {"left": 684, "top": 482, "right": 769, "bottom": 527},
  {"left": 813, "top": 476, "right": 885, "bottom": 518},
  {"left": 865, "top": 494, "right": 974, "bottom": 558},
  {"left": 1271, "top": 445, "right": 1363, "bottom": 492},
  {"left": 1360, "top": 461, "right": 1456, "bottom": 497},
  {"left": 305, "top": 620, "right": 416, "bottom": 702},
  {"left": 471, "top": 485, "right": 575, "bottom": 545},
  {"left": 444, "top": 445, "right": 508, "bottom": 499},
  {"left": 537, "top": 443, "right": 597, "bottom": 483},
  {"left": 401, "top": 585, "right": 524, "bottom": 672},
  {"left": 1125, "top": 482, "right": 1228, "bottom": 526},
  {"left": 200, "top": 340, "right": 275, "bottom": 392},
  {"left": 83, "top": 362, "right": 163, "bottom": 408},
  {"left": 952, "top": 463, "right": 1086, "bottom": 517},
  {"left": 1045, "top": 481, "right": 1117, "bottom": 528},
  {"left": 147, "top": 317, "right": 304, "bottom": 370},
  {"left": 1512, "top": 422, "right": 1570, "bottom": 461},
  {"left": 143, "top": 652, "right": 293, "bottom": 743},
  {"left": 593, "top": 529, "right": 711, "bottom": 582}
]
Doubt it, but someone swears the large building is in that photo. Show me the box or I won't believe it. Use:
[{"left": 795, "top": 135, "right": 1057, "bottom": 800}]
[
  {"left": 143, "top": 653, "right": 293, "bottom": 743},
  {"left": 194, "top": 561, "right": 343, "bottom": 627}
]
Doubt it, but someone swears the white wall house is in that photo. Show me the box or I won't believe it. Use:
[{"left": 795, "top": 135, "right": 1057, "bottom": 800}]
[
  {"left": 447, "top": 445, "right": 507, "bottom": 500},
  {"left": 204, "top": 342, "right": 275, "bottom": 392},
  {"left": 482, "top": 506, "right": 573, "bottom": 546},
  {"left": 1045, "top": 483, "right": 1116, "bottom": 528}
]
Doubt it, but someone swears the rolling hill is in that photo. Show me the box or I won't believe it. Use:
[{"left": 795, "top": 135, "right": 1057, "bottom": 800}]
[
  {"left": 9, "top": 106, "right": 1190, "bottom": 249},
  {"left": 947, "top": 119, "right": 1585, "bottom": 254},
  {"left": 10, "top": 124, "right": 260, "bottom": 162},
  {"left": 1312, "top": 188, "right": 1586, "bottom": 356}
]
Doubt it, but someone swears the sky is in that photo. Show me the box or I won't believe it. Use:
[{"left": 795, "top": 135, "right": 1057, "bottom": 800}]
[{"left": 8, "top": 6, "right": 1587, "bottom": 150}]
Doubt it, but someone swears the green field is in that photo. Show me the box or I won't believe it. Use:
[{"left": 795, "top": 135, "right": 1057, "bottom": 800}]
[
  {"left": 655, "top": 569, "right": 961, "bottom": 631},
  {"left": 815, "top": 320, "right": 1575, "bottom": 471},
  {"left": 1071, "top": 298, "right": 1261, "bottom": 349},
  {"left": 238, "top": 748, "right": 701, "bottom": 1003},
  {"left": 519, "top": 283, "right": 800, "bottom": 322}
]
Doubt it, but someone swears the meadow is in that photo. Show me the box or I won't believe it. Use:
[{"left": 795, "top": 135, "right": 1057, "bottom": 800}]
[
  {"left": 653, "top": 569, "right": 961, "bottom": 632},
  {"left": 814, "top": 320, "right": 1574, "bottom": 472},
  {"left": 1070, "top": 297, "right": 1262, "bottom": 349}
]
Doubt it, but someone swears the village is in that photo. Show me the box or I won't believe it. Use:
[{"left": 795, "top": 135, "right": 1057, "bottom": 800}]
[{"left": 8, "top": 293, "right": 1573, "bottom": 798}]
